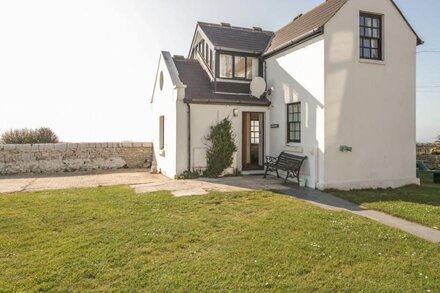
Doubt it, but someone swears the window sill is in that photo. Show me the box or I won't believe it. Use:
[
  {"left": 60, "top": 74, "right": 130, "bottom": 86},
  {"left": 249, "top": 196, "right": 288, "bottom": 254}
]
[
  {"left": 216, "top": 78, "right": 252, "bottom": 84},
  {"left": 285, "top": 144, "right": 304, "bottom": 154},
  {"left": 360, "top": 58, "right": 385, "bottom": 66}
]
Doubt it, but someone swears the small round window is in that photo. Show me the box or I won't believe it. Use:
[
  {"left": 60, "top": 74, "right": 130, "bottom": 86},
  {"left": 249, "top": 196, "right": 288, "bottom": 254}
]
[{"left": 159, "top": 71, "right": 164, "bottom": 91}]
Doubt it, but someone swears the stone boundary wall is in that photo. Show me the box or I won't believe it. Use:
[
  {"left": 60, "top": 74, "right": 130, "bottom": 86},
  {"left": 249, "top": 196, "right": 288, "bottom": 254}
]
[
  {"left": 0, "top": 142, "right": 153, "bottom": 176},
  {"left": 417, "top": 154, "right": 440, "bottom": 170}
]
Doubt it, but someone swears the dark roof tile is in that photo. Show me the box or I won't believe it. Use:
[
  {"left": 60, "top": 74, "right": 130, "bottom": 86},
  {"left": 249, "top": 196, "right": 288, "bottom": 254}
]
[
  {"left": 198, "top": 22, "right": 274, "bottom": 54},
  {"left": 266, "top": 0, "right": 348, "bottom": 54}
]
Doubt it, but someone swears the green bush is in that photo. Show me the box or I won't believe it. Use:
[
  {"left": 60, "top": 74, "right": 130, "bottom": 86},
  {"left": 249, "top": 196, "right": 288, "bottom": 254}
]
[
  {"left": 1, "top": 128, "right": 59, "bottom": 144},
  {"left": 176, "top": 171, "right": 201, "bottom": 180},
  {"left": 205, "top": 118, "right": 237, "bottom": 178}
]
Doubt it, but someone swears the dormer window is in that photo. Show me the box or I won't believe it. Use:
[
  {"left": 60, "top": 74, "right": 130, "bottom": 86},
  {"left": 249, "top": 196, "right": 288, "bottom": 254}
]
[
  {"left": 246, "top": 57, "right": 259, "bottom": 79},
  {"left": 193, "top": 39, "right": 214, "bottom": 71},
  {"left": 360, "top": 13, "right": 383, "bottom": 60},
  {"left": 219, "top": 54, "right": 233, "bottom": 78},
  {"left": 234, "top": 56, "right": 246, "bottom": 78},
  {"left": 219, "top": 54, "right": 259, "bottom": 80}
]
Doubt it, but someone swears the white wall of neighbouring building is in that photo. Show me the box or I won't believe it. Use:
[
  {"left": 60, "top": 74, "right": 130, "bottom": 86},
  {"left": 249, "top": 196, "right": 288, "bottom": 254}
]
[
  {"left": 265, "top": 36, "right": 325, "bottom": 189},
  {"left": 322, "top": 0, "right": 420, "bottom": 190}
]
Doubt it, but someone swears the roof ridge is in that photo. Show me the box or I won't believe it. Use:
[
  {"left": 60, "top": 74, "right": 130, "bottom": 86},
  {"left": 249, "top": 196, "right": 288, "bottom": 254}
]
[{"left": 198, "top": 21, "right": 274, "bottom": 35}]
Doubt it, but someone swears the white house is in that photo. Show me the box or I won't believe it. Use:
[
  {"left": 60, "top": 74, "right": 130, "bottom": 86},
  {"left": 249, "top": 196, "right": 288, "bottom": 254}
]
[{"left": 150, "top": 0, "right": 423, "bottom": 190}]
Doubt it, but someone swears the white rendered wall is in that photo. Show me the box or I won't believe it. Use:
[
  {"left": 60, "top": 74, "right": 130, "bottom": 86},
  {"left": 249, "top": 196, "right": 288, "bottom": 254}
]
[
  {"left": 150, "top": 57, "right": 178, "bottom": 179},
  {"left": 322, "top": 0, "right": 419, "bottom": 190},
  {"left": 265, "top": 36, "right": 325, "bottom": 188},
  {"left": 175, "top": 103, "right": 271, "bottom": 175}
]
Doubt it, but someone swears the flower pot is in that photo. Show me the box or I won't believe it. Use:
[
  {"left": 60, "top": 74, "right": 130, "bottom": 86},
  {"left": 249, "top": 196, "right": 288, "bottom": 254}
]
[{"left": 299, "top": 178, "right": 307, "bottom": 187}]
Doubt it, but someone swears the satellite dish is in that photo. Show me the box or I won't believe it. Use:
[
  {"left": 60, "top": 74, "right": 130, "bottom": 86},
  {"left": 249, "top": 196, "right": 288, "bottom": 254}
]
[{"left": 250, "top": 77, "right": 266, "bottom": 99}]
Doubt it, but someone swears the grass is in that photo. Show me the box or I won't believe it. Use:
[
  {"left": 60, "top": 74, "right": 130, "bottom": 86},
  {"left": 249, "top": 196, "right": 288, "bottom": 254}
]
[
  {"left": 1, "top": 186, "right": 440, "bottom": 292},
  {"left": 329, "top": 174, "right": 440, "bottom": 229}
]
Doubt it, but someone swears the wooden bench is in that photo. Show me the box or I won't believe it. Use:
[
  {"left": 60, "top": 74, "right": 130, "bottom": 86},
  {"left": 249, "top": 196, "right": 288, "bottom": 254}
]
[
  {"left": 417, "top": 160, "right": 440, "bottom": 184},
  {"left": 263, "top": 152, "right": 307, "bottom": 185}
]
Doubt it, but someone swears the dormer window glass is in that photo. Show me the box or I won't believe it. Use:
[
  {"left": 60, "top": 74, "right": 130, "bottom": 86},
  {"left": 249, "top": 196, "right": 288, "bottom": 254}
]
[
  {"left": 205, "top": 43, "right": 209, "bottom": 61},
  {"left": 219, "top": 54, "right": 233, "bottom": 78},
  {"left": 206, "top": 46, "right": 210, "bottom": 68},
  {"left": 234, "top": 56, "right": 246, "bottom": 78},
  {"left": 246, "top": 57, "right": 259, "bottom": 80},
  {"left": 201, "top": 40, "right": 205, "bottom": 58},
  {"left": 219, "top": 54, "right": 259, "bottom": 80}
]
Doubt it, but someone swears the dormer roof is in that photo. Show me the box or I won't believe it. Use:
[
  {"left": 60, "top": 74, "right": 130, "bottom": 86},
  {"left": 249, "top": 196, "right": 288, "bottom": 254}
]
[{"left": 197, "top": 22, "right": 274, "bottom": 54}]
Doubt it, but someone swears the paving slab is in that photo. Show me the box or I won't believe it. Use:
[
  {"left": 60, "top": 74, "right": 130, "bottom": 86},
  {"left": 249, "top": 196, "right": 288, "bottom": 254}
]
[
  {"left": 131, "top": 175, "right": 289, "bottom": 197},
  {"left": 0, "top": 170, "right": 167, "bottom": 193},
  {"left": 173, "top": 188, "right": 209, "bottom": 197}
]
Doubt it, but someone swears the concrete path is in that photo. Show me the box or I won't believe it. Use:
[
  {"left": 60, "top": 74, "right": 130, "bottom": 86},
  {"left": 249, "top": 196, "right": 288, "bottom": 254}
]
[
  {"left": 280, "top": 186, "right": 440, "bottom": 244},
  {"left": 0, "top": 170, "right": 167, "bottom": 193},
  {"left": 131, "top": 175, "right": 291, "bottom": 196}
]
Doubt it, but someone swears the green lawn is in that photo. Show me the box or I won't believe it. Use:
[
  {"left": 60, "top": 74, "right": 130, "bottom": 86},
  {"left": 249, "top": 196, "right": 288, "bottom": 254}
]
[
  {"left": 1, "top": 186, "right": 440, "bottom": 292},
  {"left": 330, "top": 174, "right": 440, "bottom": 229}
]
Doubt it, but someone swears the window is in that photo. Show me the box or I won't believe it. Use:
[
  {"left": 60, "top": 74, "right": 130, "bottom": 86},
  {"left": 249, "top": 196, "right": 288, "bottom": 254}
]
[
  {"left": 209, "top": 50, "right": 213, "bottom": 69},
  {"left": 246, "top": 57, "right": 259, "bottom": 79},
  {"left": 206, "top": 46, "right": 210, "bottom": 67},
  {"left": 234, "top": 56, "right": 246, "bottom": 78},
  {"left": 287, "top": 103, "right": 301, "bottom": 143},
  {"left": 159, "top": 71, "right": 164, "bottom": 91},
  {"left": 159, "top": 116, "right": 165, "bottom": 150},
  {"left": 219, "top": 54, "right": 233, "bottom": 78},
  {"left": 219, "top": 54, "right": 259, "bottom": 80},
  {"left": 201, "top": 40, "right": 205, "bottom": 58},
  {"left": 205, "top": 43, "right": 209, "bottom": 61},
  {"left": 360, "top": 13, "right": 382, "bottom": 60},
  {"left": 250, "top": 120, "right": 260, "bottom": 145}
]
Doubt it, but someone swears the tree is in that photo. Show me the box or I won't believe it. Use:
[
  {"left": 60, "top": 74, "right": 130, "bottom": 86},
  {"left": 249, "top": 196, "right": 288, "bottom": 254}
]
[
  {"left": 1, "top": 128, "right": 59, "bottom": 144},
  {"left": 205, "top": 118, "right": 237, "bottom": 178}
]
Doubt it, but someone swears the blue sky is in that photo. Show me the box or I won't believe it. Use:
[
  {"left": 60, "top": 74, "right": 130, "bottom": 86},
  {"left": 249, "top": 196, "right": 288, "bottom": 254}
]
[{"left": 0, "top": 0, "right": 438, "bottom": 142}]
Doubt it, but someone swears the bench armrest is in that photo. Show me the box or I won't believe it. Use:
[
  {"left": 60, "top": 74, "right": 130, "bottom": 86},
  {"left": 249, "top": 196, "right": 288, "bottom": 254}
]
[{"left": 265, "top": 156, "right": 278, "bottom": 165}]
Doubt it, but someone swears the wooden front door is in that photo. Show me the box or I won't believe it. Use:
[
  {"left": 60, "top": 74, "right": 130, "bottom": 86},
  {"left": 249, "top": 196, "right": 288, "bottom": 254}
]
[{"left": 242, "top": 112, "right": 264, "bottom": 170}]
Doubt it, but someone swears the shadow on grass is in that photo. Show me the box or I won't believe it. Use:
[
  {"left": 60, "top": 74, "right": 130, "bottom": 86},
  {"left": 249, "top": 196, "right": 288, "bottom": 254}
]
[{"left": 328, "top": 174, "right": 440, "bottom": 208}]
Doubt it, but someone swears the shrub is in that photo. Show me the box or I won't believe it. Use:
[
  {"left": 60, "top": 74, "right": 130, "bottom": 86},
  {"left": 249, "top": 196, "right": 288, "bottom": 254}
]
[
  {"left": 176, "top": 171, "right": 201, "bottom": 180},
  {"left": 1, "top": 128, "right": 59, "bottom": 144},
  {"left": 205, "top": 118, "right": 237, "bottom": 178}
]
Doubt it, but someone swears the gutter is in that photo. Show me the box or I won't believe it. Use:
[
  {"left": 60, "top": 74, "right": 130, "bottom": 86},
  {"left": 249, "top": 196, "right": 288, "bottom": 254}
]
[
  {"left": 215, "top": 46, "right": 264, "bottom": 55},
  {"left": 263, "top": 27, "right": 324, "bottom": 58},
  {"left": 184, "top": 99, "right": 271, "bottom": 107}
]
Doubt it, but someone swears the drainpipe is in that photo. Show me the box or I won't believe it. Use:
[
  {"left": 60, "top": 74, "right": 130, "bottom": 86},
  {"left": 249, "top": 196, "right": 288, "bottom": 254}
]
[{"left": 187, "top": 103, "right": 191, "bottom": 172}]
